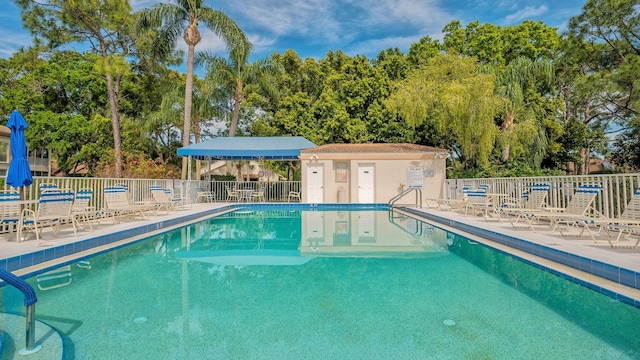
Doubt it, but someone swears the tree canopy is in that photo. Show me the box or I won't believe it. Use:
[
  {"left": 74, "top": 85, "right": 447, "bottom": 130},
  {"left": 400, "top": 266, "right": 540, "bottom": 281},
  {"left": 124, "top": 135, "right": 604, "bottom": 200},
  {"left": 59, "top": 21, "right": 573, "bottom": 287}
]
[{"left": 3, "top": 0, "right": 640, "bottom": 178}]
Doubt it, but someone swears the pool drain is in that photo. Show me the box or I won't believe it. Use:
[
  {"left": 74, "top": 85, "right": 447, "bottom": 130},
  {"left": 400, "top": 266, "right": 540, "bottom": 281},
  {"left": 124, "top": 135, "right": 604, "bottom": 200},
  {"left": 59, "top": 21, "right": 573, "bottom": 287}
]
[
  {"left": 134, "top": 317, "right": 147, "bottom": 324},
  {"left": 443, "top": 319, "right": 456, "bottom": 326}
]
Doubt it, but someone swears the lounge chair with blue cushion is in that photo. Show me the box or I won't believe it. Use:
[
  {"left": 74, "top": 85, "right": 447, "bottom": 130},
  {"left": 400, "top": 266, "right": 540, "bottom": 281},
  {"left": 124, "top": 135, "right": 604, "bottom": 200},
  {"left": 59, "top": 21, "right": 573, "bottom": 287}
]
[
  {"left": 150, "top": 185, "right": 190, "bottom": 212},
  {"left": 18, "top": 189, "right": 78, "bottom": 244},
  {"left": 0, "top": 191, "right": 22, "bottom": 233},
  {"left": 72, "top": 188, "right": 99, "bottom": 230},
  {"left": 196, "top": 187, "right": 216, "bottom": 203},
  {"left": 104, "top": 186, "right": 150, "bottom": 222},
  {"left": 559, "top": 187, "right": 640, "bottom": 248},
  {"left": 489, "top": 183, "right": 551, "bottom": 222},
  {"left": 508, "top": 184, "right": 603, "bottom": 233}
]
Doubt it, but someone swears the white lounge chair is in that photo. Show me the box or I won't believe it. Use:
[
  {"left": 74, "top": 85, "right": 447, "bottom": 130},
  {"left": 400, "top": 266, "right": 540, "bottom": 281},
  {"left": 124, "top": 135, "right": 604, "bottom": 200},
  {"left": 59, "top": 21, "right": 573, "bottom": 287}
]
[
  {"left": 508, "top": 184, "right": 603, "bottom": 233},
  {"left": 72, "top": 188, "right": 98, "bottom": 231},
  {"left": 0, "top": 191, "right": 21, "bottom": 233},
  {"left": 559, "top": 187, "right": 640, "bottom": 248},
  {"left": 103, "top": 186, "right": 150, "bottom": 222},
  {"left": 18, "top": 189, "right": 78, "bottom": 244},
  {"left": 490, "top": 183, "right": 551, "bottom": 222},
  {"left": 196, "top": 187, "right": 215, "bottom": 203},
  {"left": 38, "top": 183, "right": 60, "bottom": 193},
  {"left": 150, "top": 186, "right": 190, "bottom": 211},
  {"left": 429, "top": 186, "right": 471, "bottom": 212}
]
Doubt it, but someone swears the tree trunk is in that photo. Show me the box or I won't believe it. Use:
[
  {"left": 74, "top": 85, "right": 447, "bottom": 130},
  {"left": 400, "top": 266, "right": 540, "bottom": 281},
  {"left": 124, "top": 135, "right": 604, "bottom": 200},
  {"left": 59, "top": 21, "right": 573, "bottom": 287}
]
[
  {"left": 579, "top": 147, "right": 590, "bottom": 175},
  {"left": 105, "top": 72, "right": 122, "bottom": 178},
  {"left": 500, "top": 112, "right": 515, "bottom": 163},
  {"left": 228, "top": 80, "right": 243, "bottom": 137},
  {"left": 181, "top": 43, "right": 196, "bottom": 180},
  {"left": 194, "top": 119, "right": 201, "bottom": 180}
]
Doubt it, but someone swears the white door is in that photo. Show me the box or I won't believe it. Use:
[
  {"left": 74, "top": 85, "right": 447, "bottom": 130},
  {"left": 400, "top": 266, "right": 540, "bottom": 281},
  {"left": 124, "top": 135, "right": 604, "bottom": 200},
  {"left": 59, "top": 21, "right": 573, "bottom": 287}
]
[
  {"left": 307, "top": 164, "right": 324, "bottom": 203},
  {"left": 358, "top": 164, "right": 375, "bottom": 203}
]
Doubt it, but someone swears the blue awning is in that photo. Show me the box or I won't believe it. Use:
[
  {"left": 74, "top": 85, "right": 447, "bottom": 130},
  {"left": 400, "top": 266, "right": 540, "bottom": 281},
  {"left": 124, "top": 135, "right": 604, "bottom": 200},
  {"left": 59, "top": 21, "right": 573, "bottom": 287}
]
[{"left": 176, "top": 136, "right": 316, "bottom": 160}]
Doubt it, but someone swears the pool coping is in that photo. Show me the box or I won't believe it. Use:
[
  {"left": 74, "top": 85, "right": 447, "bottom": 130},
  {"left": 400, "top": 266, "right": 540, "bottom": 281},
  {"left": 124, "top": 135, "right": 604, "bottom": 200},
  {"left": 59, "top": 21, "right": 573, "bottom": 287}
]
[{"left": 0, "top": 205, "right": 238, "bottom": 276}]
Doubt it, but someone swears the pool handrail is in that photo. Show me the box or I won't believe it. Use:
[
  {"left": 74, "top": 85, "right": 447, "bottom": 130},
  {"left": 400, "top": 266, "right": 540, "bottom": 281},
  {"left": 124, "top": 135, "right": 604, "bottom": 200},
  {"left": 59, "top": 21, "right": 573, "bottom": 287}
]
[
  {"left": 389, "top": 187, "right": 422, "bottom": 208},
  {"left": 0, "top": 267, "right": 42, "bottom": 355}
]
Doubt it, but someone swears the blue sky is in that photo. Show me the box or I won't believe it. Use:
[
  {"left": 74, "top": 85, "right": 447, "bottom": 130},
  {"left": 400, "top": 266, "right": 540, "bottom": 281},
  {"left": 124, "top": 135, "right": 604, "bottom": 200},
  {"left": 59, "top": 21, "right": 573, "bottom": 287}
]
[{"left": 1, "top": 0, "right": 586, "bottom": 61}]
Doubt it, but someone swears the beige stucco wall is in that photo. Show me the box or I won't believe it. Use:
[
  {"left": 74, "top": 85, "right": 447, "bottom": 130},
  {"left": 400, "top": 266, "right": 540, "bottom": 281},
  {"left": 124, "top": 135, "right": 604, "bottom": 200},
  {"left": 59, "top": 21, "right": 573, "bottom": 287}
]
[{"left": 300, "top": 153, "right": 446, "bottom": 203}]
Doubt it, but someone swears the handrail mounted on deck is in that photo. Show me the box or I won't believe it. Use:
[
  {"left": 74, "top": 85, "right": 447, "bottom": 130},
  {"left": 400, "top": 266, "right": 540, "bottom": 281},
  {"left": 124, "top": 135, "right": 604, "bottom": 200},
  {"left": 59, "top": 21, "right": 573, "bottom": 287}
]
[
  {"left": 0, "top": 268, "right": 42, "bottom": 355},
  {"left": 389, "top": 187, "right": 422, "bottom": 208}
]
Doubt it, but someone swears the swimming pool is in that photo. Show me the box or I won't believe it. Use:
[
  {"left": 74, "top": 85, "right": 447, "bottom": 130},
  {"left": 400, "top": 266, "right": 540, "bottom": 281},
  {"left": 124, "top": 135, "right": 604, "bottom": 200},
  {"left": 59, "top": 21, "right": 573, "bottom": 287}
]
[{"left": 2, "top": 206, "right": 640, "bottom": 359}]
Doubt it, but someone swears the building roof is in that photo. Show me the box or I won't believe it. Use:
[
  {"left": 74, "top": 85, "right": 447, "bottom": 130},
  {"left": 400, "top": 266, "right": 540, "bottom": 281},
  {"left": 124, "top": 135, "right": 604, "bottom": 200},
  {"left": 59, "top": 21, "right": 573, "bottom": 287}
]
[
  {"left": 0, "top": 125, "right": 10, "bottom": 138},
  {"left": 176, "top": 136, "right": 317, "bottom": 160},
  {"left": 300, "top": 143, "right": 447, "bottom": 154}
]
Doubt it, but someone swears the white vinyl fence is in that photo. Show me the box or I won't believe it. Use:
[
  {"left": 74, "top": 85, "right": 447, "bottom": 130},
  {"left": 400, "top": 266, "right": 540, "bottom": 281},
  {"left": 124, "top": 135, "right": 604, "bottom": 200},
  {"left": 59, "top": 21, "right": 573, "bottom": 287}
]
[
  {"left": 2, "top": 177, "right": 302, "bottom": 211},
  {"left": 445, "top": 173, "right": 640, "bottom": 218}
]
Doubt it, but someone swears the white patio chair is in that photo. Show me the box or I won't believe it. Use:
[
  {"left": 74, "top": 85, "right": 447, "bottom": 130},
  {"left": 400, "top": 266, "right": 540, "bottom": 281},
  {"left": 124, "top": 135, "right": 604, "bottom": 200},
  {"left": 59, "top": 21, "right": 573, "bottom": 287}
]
[
  {"left": 251, "top": 187, "right": 266, "bottom": 202},
  {"left": 226, "top": 186, "right": 239, "bottom": 202},
  {"left": 288, "top": 191, "right": 301, "bottom": 202},
  {"left": 18, "top": 189, "right": 78, "bottom": 244}
]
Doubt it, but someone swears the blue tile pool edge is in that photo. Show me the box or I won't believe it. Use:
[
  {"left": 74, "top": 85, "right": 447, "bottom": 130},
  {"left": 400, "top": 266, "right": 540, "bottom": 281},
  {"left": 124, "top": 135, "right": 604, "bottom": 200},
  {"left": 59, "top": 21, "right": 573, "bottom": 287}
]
[
  {"left": 400, "top": 207, "right": 640, "bottom": 309},
  {"left": 0, "top": 205, "right": 242, "bottom": 276}
]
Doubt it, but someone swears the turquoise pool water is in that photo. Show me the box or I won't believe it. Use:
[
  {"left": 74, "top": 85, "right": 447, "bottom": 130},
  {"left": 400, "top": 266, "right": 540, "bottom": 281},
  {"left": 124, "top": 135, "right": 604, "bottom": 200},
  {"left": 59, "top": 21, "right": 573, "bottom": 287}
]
[{"left": 2, "top": 207, "right": 640, "bottom": 359}]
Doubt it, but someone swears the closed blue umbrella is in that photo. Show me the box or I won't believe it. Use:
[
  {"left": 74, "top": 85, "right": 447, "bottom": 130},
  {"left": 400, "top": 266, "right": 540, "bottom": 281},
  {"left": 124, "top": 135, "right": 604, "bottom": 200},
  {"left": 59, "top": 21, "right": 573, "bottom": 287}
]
[{"left": 6, "top": 110, "right": 33, "bottom": 189}]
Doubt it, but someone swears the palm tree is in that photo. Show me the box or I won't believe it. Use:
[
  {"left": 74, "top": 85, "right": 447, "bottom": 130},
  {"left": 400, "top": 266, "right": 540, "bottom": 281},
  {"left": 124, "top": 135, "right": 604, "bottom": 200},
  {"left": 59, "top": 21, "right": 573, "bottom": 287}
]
[
  {"left": 137, "top": 0, "right": 247, "bottom": 179},
  {"left": 493, "top": 57, "right": 554, "bottom": 163},
  {"left": 199, "top": 42, "right": 280, "bottom": 136},
  {"left": 198, "top": 42, "right": 280, "bottom": 182}
]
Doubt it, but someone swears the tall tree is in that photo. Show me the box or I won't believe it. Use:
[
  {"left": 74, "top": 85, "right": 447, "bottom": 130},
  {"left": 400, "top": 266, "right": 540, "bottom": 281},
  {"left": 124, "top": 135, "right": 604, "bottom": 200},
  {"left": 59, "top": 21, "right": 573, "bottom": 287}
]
[
  {"left": 17, "top": 0, "right": 135, "bottom": 177},
  {"left": 567, "top": 0, "right": 640, "bottom": 173},
  {"left": 492, "top": 57, "right": 554, "bottom": 164},
  {"left": 386, "top": 54, "right": 502, "bottom": 169},
  {"left": 137, "top": 0, "right": 247, "bottom": 179},
  {"left": 199, "top": 42, "right": 279, "bottom": 137}
]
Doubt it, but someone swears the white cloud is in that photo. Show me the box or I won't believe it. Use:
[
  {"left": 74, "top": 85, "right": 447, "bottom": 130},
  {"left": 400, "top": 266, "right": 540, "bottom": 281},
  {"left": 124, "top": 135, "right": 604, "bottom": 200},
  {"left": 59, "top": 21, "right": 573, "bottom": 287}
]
[
  {"left": 503, "top": 5, "right": 548, "bottom": 24},
  {"left": 0, "top": 29, "right": 32, "bottom": 58},
  {"left": 361, "top": 0, "right": 448, "bottom": 28},
  {"left": 229, "top": 0, "right": 340, "bottom": 41},
  {"left": 228, "top": 0, "right": 451, "bottom": 55},
  {"left": 174, "top": 27, "right": 229, "bottom": 54}
]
